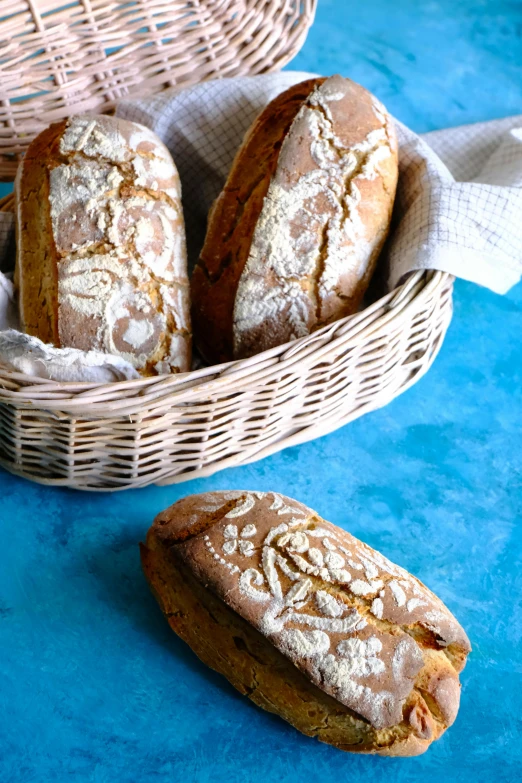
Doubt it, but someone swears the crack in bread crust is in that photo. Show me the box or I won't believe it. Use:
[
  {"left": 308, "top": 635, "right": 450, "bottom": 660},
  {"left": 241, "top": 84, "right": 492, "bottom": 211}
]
[{"left": 232, "top": 77, "right": 398, "bottom": 359}]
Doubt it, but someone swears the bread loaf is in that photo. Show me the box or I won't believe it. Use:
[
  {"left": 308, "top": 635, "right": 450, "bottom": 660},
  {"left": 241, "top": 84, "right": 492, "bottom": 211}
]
[
  {"left": 141, "top": 491, "right": 470, "bottom": 756},
  {"left": 15, "top": 114, "right": 191, "bottom": 375},
  {"left": 191, "top": 75, "right": 398, "bottom": 364}
]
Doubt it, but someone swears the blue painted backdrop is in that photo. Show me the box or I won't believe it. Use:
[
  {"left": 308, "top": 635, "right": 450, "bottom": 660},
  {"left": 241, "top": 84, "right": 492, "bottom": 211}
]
[{"left": 1, "top": 1, "right": 521, "bottom": 780}]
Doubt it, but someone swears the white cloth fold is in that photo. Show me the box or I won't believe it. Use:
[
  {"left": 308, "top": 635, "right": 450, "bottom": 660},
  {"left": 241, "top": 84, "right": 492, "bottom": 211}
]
[
  {"left": 0, "top": 72, "right": 521, "bottom": 381},
  {"left": 387, "top": 117, "right": 522, "bottom": 293},
  {"left": 0, "top": 329, "right": 139, "bottom": 382}
]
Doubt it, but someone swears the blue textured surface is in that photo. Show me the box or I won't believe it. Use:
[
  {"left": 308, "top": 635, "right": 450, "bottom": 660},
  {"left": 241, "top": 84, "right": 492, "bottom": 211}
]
[{"left": 1, "top": 1, "right": 522, "bottom": 780}]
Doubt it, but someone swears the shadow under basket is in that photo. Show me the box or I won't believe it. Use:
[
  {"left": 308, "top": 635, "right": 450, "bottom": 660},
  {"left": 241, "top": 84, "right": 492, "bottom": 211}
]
[{"left": 0, "top": 266, "right": 453, "bottom": 490}]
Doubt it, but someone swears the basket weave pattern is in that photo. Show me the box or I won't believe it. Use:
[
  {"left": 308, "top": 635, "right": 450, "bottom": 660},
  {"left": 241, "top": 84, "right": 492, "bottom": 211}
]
[
  {"left": 0, "top": 0, "right": 455, "bottom": 490},
  {"left": 0, "top": 0, "right": 317, "bottom": 179},
  {"left": 0, "top": 271, "right": 453, "bottom": 490}
]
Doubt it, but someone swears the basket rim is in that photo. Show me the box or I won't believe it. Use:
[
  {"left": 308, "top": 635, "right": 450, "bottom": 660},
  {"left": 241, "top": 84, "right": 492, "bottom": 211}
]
[
  {"left": 0, "top": 324, "right": 451, "bottom": 493},
  {"left": 0, "top": 269, "right": 454, "bottom": 412}
]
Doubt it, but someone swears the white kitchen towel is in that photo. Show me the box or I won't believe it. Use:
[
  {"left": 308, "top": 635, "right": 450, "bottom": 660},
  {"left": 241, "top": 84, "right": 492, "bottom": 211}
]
[
  {"left": 0, "top": 71, "right": 521, "bottom": 381},
  {"left": 0, "top": 329, "right": 140, "bottom": 382},
  {"left": 389, "top": 116, "right": 522, "bottom": 292}
]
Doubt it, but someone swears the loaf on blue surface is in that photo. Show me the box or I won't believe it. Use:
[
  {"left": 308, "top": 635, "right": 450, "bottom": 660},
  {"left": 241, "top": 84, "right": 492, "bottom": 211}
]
[{"left": 141, "top": 491, "right": 471, "bottom": 756}]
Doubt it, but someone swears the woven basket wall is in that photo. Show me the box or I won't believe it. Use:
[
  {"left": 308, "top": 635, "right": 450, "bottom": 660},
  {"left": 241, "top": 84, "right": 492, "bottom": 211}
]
[
  {"left": 0, "top": 262, "right": 453, "bottom": 490},
  {"left": 0, "top": 0, "right": 455, "bottom": 490}
]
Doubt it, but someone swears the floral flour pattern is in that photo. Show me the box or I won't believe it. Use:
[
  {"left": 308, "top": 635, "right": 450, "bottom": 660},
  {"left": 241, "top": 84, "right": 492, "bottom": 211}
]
[{"left": 176, "top": 492, "right": 470, "bottom": 730}]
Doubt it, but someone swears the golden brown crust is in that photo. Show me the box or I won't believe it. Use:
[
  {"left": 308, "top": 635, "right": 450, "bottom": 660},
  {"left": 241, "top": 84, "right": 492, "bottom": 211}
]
[
  {"left": 191, "top": 78, "right": 321, "bottom": 364},
  {"left": 141, "top": 491, "right": 470, "bottom": 756},
  {"left": 15, "top": 114, "right": 191, "bottom": 375},
  {"left": 191, "top": 76, "right": 398, "bottom": 364},
  {"left": 15, "top": 121, "right": 66, "bottom": 345}
]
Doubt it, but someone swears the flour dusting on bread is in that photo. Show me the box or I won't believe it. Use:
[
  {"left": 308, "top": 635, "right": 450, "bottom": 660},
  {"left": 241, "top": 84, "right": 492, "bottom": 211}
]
[
  {"left": 191, "top": 75, "right": 397, "bottom": 363},
  {"left": 16, "top": 114, "right": 191, "bottom": 375},
  {"left": 143, "top": 491, "right": 470, "bottom": 755},
  {"left": 151, "top": 491, "right": 469, "bottom": 737},
  {"left": 233, "top": 76, "right": 397, "bottom": 358}
]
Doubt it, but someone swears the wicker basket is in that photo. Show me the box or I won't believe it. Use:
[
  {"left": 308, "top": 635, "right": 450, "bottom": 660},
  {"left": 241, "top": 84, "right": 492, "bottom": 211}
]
[
  {"left": 0, "top": 0, "right": 317, "bottom": 180},
  {"left": 0, "top": 0, "right": 454, "bottom": 490}
]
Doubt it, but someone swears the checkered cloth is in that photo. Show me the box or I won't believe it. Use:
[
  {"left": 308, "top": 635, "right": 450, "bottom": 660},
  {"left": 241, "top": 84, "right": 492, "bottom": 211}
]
[
  {"left": 116, "top": 71, "right": 522, "bottom": 294},
  {"left": 0, "top": 72, "right": 521, "bottom": 380}
]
